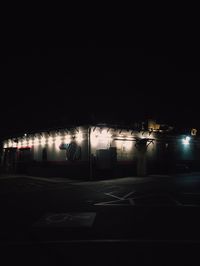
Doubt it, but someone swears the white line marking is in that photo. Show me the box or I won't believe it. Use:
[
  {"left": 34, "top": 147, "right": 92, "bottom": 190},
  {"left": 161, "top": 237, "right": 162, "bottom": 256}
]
[
  {"left": 95, "top": 199, "right": 123, "bottom": 206},
  {"left": 95, "top": 203, "right": 131, "bottom": 206},
  {"left": 104, "top": 193, "right": 123, "bottom": 200},
  {"left": 123, "top": 191, "right": 135, "bottom": 199}
]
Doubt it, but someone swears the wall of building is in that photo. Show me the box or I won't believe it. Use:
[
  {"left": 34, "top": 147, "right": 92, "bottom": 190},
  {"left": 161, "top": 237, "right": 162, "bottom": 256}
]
[
  {"left": 2, "top": 125, "right": 200, "bottom": 177},
  {"left": 31, "top": 127, "right": 89, "bottom": 163}
]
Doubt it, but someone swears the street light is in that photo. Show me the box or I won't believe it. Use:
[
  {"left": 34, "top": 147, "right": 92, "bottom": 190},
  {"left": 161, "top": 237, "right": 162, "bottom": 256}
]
[{"left": 182, "top": 136, "right": 190, "bottom": 145}]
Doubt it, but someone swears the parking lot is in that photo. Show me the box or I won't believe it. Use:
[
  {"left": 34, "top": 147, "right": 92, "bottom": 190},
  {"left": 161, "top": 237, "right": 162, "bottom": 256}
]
[{"left": 1, "top": 172, "right": 200, "bottom": 244}]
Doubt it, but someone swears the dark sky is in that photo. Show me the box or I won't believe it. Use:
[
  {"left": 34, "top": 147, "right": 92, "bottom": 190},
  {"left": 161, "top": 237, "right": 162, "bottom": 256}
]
[{"left": 1, "top": 29, "right": 200, "bottom": 137}]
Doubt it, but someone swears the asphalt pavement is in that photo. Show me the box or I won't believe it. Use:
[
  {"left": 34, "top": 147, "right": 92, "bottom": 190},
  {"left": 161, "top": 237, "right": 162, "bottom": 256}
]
[{"left": 1, "top": 173, "right": 200, "bottom": 264}]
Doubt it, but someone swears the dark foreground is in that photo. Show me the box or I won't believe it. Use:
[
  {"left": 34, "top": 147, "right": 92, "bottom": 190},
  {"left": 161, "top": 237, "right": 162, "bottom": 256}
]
[{"left": 1, "top": 173, "right": 200, "bottom": 265}]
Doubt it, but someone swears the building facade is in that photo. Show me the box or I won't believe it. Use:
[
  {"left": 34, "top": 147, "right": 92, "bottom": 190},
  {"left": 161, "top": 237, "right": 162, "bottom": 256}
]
[{"left": 1, "top": 124, "right": 200, "bottom": 178}]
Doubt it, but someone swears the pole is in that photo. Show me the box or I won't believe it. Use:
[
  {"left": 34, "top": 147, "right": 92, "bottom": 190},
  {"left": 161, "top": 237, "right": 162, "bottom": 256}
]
[{"left": 88, "top": 126, "right": 93, "bottom": 180}]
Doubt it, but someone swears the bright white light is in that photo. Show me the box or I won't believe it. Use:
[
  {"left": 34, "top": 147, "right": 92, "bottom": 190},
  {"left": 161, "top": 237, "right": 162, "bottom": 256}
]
[
  {"left": 90, "top": 128, "right": 112, "bottom": 147},
  {"left": 182, "top": 136, "right": 190, "bottom": 145},
  {"left": 13, "top": 141, "right": 17, "bottom": 148},
  {"left": 34, "top": 137, "right": 40, "bottom": 146},
  {"left": 28, "top": 138, "right": 33, "bottom": 146},
  {"left": 40, "top": 136, "right": 46, "bottom": 146},
  {"left": 17, "top": 139, "right": 21, "bottom": 148},
  {"left": 76, "top": 131, "right": 83, "bottom": 143},
  {"left": 98, "top": 129, "right": 112, "bottom": 146},
  {"left": 115, "top": 140, "right": 122, "bottom": 149},
  {"left": 123, "top": 141, "right": 133, "bottom": 150},
  {"left": 22, "top": 139, "right": 27, "bottom": 147},
  {"left": 48, "top": 136, "right": 54, "bottom": 145},
  {"left": 4, "top": 141, "right": 8, "bottom": 148},
  {"left": 8, "top": 140, "right": 13, "bottom": 147},
  {"left": 90, "top": 130, "right": 99, "bottom": 147},
  {"left": 64, "top": 134, "right": 71, "bottom": 143},
  {"left": 101, "top": 129, "right": 112, "bottom": 139},
  {"left": 55, "top": 135, "right": 61, "bottom": 146}
]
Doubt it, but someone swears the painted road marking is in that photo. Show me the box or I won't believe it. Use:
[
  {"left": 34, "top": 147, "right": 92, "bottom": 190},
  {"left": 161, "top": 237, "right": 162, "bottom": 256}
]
[
  {"left": 94, "top": 191, "right": 189, "bottom": 207},
  {"left": 34, "top": 212, "right": 96, "bottom": 227},
  {"left": 95, "top": 191, "right": 136, "bottom": 206},
  {"left": 123, "top": 191, "right": 135, "bottom": 199},
  {"left": 104, "top": 193, "right": 123, "bottom": 200}
]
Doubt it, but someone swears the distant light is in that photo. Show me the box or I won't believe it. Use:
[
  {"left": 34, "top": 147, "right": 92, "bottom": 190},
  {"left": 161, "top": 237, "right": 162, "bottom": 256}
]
[
  {"left": 28, "top": 139, "right": 33, "bottom": 146},
  {"left": 64, "top": 134, "right": 71, "bottom": 143},
  {"left": 34, "top": 137, "right": 40, "bottom": 146},
  {"left": 90, "top": 130, "right": 99, "bottom": 147},
  {"left": 8, "top": 140, "right": 13, "bottom": 147},
  {"left": 48, "top": 136, "right": 54, "bottom": 145},
  {"left": 182, "top": 136, "right": 190, "bottom": 145},
  {"left": 40, "top": 136, "right": 46, "bottom": 146},
  {"left": 123, "top": 141, "right": 133, "bottom": 150},
  {"left": 17, "top": 139, "right": 21, "bottom": 148},
  {"left": 55, "top": 135, "right": 61, "bottom": 146},
  {"left": 101, "top": 129, "right": 112, "bottom": 139},
  {"left": 4, "top": 141, "right": 8, "bottom": 148},
  {"left": 13, "top": 140, "right": 17, "bottom": 148},
  {"left": 191, "top": 128, "right": 197, "bottom": 136},
  {"left": 76, "top": 131, "right": 83, "bottom": 143},
  {"left": 22, "top": 139, "right": 27, "bottom": 147}
]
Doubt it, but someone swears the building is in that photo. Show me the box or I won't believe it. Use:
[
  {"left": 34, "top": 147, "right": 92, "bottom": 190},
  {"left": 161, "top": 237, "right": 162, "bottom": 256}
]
[{"left": 1, "top": 122, "right": 200, "bottom": 178}]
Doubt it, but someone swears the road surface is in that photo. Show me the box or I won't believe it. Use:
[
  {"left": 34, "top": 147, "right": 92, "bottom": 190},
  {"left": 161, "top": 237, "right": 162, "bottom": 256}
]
[{"left": 1, "top": 173, "right": 200, "bottom": 264}]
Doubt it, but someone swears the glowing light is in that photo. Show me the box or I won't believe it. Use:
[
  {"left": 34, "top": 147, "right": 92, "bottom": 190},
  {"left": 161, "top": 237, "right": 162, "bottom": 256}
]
[
  {"left": 64, "top": 135, "right": 70, "bottom": 143},
  {"left": 40, "top": 136, "right": 46, "bottom": 146},
  {"left": 123, "top": 141, "right": 133, "bottom": 150},
  {"left": 22, "top": 139, "right": 27, "bottom": 147},
  {"left": 13, "top": 142, "right": 17, "bottom": 148},
  {"left": 8, "top": 140, "right": 13, "bottom": 147},
  {"left": 98, "top": 129, "right": 112, "bottom": 146},
  {"left": 100, "top": 129, "right": 112, "bottom": 139},
  {"left": 34, "top": 137, "right": 40, "bottom": 146},
  {"left": 55, "top": 135, "right": 61, "bottom": 146},
  {"left": 48, "top": 136, "right": 54, "bottom": 145},
  {"left": 17, "top": 139, "right": 21, "bottom": 148},
  {"left": 28, "top": 138, "right": 33, "bottom": 146},
  {"left": 4, "top": 141, "right": 8, "bottom": 148},
  {"left": 90, "top": 130, "right": 99, "bottom": 147},
  {"left": 182, "top": 136, "right": 190, "bottom": 145},
  {"left": 115, "top": 140, "right": 122, "bottom": 149},
  {"left": 76, "top": 131, "right": 83, "bottom": 143}
]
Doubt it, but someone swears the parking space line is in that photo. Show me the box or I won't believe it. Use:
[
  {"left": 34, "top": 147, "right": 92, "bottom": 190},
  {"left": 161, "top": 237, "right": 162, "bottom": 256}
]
[
  {"left": 123, "top": 191, "right": 136, "bottom": 199},
  {"left": 104, "top": 193, "right": 123, "bottom": 200}
]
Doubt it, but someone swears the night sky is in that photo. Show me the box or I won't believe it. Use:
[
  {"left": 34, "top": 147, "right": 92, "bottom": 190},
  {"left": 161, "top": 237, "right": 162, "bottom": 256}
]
[{"left": 1, "top": 30, "right": 200, "bottom": 138}]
